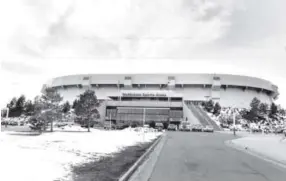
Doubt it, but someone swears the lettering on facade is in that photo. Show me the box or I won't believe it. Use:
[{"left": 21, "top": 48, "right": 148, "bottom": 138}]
[{"left": 122, "top": 93, "right": 167, "bottom": 97}]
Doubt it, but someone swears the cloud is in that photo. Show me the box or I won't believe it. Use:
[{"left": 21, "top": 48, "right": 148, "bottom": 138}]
[
  {"left": 217, "top": 0, "right": 286, "bottom": 47},
  {"left": 5, "top": 0, "right": 238, "bottom": 59},
  {"left": 1, "top": 0, "right": 285, "bottom": 108},
  {"left": 1, "top": 61, "right": 44, "bottom": 75}
]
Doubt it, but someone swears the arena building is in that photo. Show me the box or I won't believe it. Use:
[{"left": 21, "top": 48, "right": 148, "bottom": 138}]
[{"left": 42, "top": 74, "right": 279, "bottom": 129}]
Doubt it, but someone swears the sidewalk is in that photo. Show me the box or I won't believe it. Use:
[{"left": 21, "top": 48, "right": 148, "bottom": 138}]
[
  {"left": 128, "top": 134, "right": 167, "bottom": 181},
  {"left": 229, "top": 134, "right": 286, "bottom": 166}
]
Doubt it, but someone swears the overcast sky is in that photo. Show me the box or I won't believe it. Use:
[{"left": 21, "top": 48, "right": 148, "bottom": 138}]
[{"left": 1, "top": 0, "right": 286, "bottom": 108}]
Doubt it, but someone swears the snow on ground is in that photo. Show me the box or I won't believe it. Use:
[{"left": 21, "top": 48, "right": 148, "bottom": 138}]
[
  {"left": 207, "top": 113, "right": 221, "bottom": 127},
  {"left": 231, "top": 134, "right": 286, "bottom": 165},
  {"left": 0, "top": 127, "right": 161, "bottom": 181}
]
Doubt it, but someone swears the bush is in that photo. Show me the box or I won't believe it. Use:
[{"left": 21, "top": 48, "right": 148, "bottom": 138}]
[
  {"left": 28, "top": 116, "right": 45, "bottom": 132},
  {"left": 130, "top": 123, "right": 137, "bottom": 128},
  {"left": 205, "top": 100, "right": 214, "bottom": 113},
  {"left": 163, "top": 122, "right": 169, "bottom": 129},
  {"left": 213, "top": 102, "right": 221, "bottom": 115},
  {"left": 149, "top": 121, "right": 156, "bottom": 128}
]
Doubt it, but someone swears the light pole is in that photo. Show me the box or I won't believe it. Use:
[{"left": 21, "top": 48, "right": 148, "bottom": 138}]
[
  {"left": 143, "top": 108, "right": 146, "bottom": 126},
  {"left": 233, "top": 112, "right": 236, "bottom": 136},
  {"left": 142, "top": 108, "right": 146, "bottom": 141},
  {"left": 118, "top": 80, "right": 121, "bottom": 102},
  {"left": 6, "top": 108, "right": 9, "bottom": 118},
  {"left": 109, "top": 111, "right": 112, "bottom": 130}
]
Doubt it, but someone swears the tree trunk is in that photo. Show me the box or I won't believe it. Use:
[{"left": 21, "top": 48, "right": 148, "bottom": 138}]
[
  {"left": 51, "top": 120, "right": 53, "bottom": 132},
  {"left": 87, "top": 118, "right": 90, "bottom": 132}
]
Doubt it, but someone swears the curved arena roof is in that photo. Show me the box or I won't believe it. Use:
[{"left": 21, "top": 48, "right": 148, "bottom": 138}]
[{"left": 45, "top": 74, "right": 278, "bottom": 94}]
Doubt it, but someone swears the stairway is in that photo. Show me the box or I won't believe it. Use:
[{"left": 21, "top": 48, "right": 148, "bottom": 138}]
[
  {"left": 186, "top": 103, "right": 222, "bottom": 131},
  {"left": 187, "top": 104, "right": 209, "bottom": 127},
  {"left": 196, "top": 106, "right": 222, "bottom": 131}
]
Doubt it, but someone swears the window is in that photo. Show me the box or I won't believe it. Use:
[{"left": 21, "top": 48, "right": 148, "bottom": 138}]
[
  {"left": 213, "top": 76, "right": 220, "bottom": 80},
  {"left": 168, "top": 76, "right": 175, "bottom": 80},
  {"left": 125, "top": 76, "right": 132, "bottom": 80},
  {"left": 83, "top": 77, "right": 89, "bottom": 80}
]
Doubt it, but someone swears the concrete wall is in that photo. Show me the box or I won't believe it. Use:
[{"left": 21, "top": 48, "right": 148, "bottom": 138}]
[
  {"left": 175, "top": 87, "right": 211, "bottom": 101},
  {"left": 219, "top": 88, "right": 272, "bottom": 108},
  {"left": 55, "top": 86, "right": 273, "bottom": 109},
  {"left": 97, "top": 100, "right": 107, "bottom": 122}
]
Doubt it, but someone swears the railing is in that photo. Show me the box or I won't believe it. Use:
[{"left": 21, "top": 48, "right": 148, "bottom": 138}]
[
  {"left": 196, "top": 106, "right": 222, "bottom": 131},
  {"left": 187, "top": 104, "right": 209, "bottom": 127}
]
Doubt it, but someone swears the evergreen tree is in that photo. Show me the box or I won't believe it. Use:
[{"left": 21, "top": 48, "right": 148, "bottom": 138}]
[
  {"left": 62, "top": 101, "right": 71, "bottom": 113},
  {"left": 149, "top": 121, "right": 156, "bottom": 128},
  {"left": 213, "top": 102, "right": 221, "bottom": 115},
  {"left": 250, "top": 97, "right": 261, "bottom": 112},
  {"left": 72, "top": 99, "right": 78, "bottom": 109},
  {"left": 15, "top": 95, "right": 26, "bottom": 116},
  {"left": 279, "top": 108, "right": 286, "bottom": 116},
  {"left": 7, "top": 97, "right": 17, "bottom": 109},
  {"left": 7, "top": 97, "right": 17, "bottom": 117},
  {"left": 205, "top": 100, "right": 214, "bottom": 113},
  {"left": 258, "top": 103, "right": 269, "bottom": 116},
  {"left": 201, "top": 101, "right": 206, "bottom": 107},
  {"left": 28, "top": 116, "right": 45, "bottom": 133},
  {"left": 32, "top": 97, "right": 47, "bottom": 132},
  {"left": 34, "top": 88, "right": 63, "bottom": 132},
  {"left": 24, "top": 100, "right": 35, "bottom": 116},
  {"left": 242, "top": 97, "right": 261, "bottom": 122},
  {"left": 269, "top": 103, "right": 278, "bottom": 119},
  {"left": 6, "top": 95, "right": 26, "bottom": 117},
  {"left": 75, "top": 89, "right": 100, "bottom": 132}
]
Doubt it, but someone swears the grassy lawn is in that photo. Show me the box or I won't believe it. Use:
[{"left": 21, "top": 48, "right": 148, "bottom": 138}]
[{"left": 72, "top": 141, "right": 154, "bottom": 181}]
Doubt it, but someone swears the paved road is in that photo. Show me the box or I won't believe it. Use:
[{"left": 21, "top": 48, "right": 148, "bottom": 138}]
[{"left": 149, "top": 132, "right": 286, "bottom": 181}]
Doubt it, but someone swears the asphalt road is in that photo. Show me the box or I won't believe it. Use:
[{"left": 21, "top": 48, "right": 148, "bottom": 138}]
[{"left": 149, "top": 131, "right": 286, "bottom": 181}]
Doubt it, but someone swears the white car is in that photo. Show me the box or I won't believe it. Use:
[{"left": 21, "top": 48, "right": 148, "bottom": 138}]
[
  {"left": 179, "top": 123, "right": 191, "bottom": 132},
  {"left": 167, "top": 124, "right": 177, "bottom": 131},
  {"left": 202, "top": 126, "right": 214, "bottom": 132}
]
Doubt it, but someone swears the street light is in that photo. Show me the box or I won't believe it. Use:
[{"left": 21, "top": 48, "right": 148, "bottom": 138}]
[
  {"left": 118, "top": 80, "right": 121, "bottom": 102},
  {"left": 233, "top": 111, "right": 236, "bottom": 136},
  {"left": 109, "top": 111, "right": 112, "bottom": 130},
  {"left": 143, "top": 108, "right": 146, "bottom": 127},
  {"left": 142, "top": 108, "right": 146, "bottom": 141},
  {"left": 6, "top": 108, "right": 9, "bottom": 118}
]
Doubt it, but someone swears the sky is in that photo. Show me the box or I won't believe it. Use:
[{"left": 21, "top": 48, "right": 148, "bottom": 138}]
[{"left": 0, "top": 0, "right": 286, "bottom": 108}]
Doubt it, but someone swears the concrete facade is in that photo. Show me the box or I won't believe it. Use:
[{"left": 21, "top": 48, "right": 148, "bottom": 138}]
[{"left": 43, "top": 74, "right": 279, "bottom": 108}]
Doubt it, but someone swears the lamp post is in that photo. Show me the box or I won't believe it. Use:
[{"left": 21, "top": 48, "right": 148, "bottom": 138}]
[
  {"left": 233, "top": 112, "right": 236, "bottom": 136},
  {"left": 109, "top": 112, "right": 112, "bottom": 130},
  {"left": 6, "top": 108, "right": 9, "bottom": 118},
  {"left": 118, "top": 80, "right": 121, "bottom": 102},
  {"left": 142, "top": 108, "right": 146, "bottom": 141}
]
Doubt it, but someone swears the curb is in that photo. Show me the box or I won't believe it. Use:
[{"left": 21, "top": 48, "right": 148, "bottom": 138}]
[
  {"left": 225, "top": 140, "right": 286, "bottom": 169},
  {"left": 118, "top": 134, "right": 164, "bottom": 181}
]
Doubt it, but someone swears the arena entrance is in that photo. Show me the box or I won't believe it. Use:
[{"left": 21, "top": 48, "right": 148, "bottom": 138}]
[{"left": 105, "top": 106, "right": 183, "bottom": 129}]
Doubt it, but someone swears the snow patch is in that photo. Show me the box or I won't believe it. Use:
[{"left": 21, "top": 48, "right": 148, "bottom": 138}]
[{"left": 0, "top": 129, "right": 161, "bottom": 181}]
